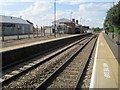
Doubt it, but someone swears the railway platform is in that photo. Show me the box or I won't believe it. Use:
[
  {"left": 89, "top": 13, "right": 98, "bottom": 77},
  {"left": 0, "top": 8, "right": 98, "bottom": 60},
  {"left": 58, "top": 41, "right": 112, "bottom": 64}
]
[
  {"left": 90, "top": 32, "right": 119, "bottom": 89},
  {"left": 0, "top": 34, "right": 79, "bottom": 52}
]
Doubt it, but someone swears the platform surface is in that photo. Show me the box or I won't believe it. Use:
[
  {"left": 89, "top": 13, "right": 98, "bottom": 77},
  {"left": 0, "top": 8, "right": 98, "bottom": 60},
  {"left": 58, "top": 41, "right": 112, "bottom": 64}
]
[
  {"left": 90, "top": 32, "right": 119, "bottom": 89},
  {"left": 0, "top": 34, "right": 80, "bottom": 52}
]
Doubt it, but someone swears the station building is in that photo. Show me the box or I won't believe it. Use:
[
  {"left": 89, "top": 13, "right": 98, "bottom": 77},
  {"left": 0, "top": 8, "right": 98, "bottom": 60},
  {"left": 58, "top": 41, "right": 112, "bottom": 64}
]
[
  {"left": 0, "top": 15, "right": 33, "bottom": 36},
  {"left": 52, "top": 18, "right": 89, "bottom": 34},
  {"left": 52, "top": 18, "right": 76, "bottom": 34}
]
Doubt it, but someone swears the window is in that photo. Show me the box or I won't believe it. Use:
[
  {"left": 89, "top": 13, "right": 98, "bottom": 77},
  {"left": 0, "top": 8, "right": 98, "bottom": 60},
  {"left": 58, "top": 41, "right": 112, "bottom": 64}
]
[{"left": 2, "top": 23, "right": 15, "bottom": 27}]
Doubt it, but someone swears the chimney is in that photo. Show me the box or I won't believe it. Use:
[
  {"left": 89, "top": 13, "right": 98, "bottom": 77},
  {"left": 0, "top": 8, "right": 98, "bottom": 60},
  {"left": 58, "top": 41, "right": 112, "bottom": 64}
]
[
  {"left": 76, "top": 20, "right": 78, "bottom": 24},
  {"left": 72, "top": 19, "right": 75, "bottom": 23},
  {"left": 20, "top": 16, "right": 22, "bottom": 18}
]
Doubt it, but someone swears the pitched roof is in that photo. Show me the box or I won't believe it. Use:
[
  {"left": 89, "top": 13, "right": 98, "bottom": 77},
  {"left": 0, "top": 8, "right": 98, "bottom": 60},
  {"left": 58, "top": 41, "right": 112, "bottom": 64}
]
[
  {"left": 53, "top": 18, "right": 73, "bottom": 23},
  {"left": 0, "top": 15, "right": 29, "bottom": 24}
]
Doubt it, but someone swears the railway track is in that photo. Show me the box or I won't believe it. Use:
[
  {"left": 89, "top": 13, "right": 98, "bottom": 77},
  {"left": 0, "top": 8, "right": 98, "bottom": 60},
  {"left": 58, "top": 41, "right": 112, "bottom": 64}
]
[
  {"left": 1, "top": 35, "right": 93, "bottom": 89},
  {"left": 1, "top": 34, "right": 83, "bottom": 71},
  {"left": 36, "top": 35, "right": 97, "bottom": 89}
]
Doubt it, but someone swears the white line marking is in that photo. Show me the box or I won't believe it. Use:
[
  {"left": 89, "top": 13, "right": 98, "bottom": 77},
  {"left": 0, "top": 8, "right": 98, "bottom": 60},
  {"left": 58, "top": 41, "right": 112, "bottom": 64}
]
[
  {"left": 89, "top": 35, "right": 100, "bottom": 89},
  {"left": 103, "top": 63, "right": 110, "bottom": 78}
]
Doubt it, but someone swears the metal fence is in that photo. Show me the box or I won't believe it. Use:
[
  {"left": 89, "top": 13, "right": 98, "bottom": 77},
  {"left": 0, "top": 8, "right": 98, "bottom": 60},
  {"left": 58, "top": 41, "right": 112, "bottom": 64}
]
[{"left": 0, "top": 27, "right": 54, "bottom": 41}]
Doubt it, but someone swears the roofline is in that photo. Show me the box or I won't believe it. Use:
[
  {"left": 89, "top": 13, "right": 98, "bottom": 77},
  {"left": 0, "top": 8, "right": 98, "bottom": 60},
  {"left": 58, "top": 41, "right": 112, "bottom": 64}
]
[
  {"left": 0, "top": 15, "right": 30, "bottom": 25},
  {"left": 0, "top": 22, "right": 31, "bottom": 25},
  {"left": 52, "top": 18, "right": 74, "bottom": 23}
]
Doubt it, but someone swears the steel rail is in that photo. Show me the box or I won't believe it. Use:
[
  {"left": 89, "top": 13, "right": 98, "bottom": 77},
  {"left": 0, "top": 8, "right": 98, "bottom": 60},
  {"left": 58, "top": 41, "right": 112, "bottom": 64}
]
[
  {"left": 2, "top": 36, "right": 79, "bottom": 71},
  {"left": 1, "top": 37, "right": 88, "bottom": 88},
  {"left": 74, "top": 35, "right": 98, "bottom": 89},
  {"left": 36, "top": 35, "right": 96, "bottom": 90}
]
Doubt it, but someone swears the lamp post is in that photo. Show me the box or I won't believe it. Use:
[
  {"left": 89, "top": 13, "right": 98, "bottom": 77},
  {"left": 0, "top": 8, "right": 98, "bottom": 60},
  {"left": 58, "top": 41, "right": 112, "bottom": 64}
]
[
  {"left": 36, "top": 25, "right": 38, "bottom": 37},
  {"left": 2, "top": 27, "right": 4, "bottom": 41},
  {"left": 112, "top": 0, "right": 115, "bottom": 39},
  {"left": 54, "top": 0, "right": 56, "bottom": 37},
  {"left": 49, "top": 20, "right": 52, "bottom": 36}
]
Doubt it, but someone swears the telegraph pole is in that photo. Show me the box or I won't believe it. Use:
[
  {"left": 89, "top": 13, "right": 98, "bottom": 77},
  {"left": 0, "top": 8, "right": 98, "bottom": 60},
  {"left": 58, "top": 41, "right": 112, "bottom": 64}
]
[
  {"left": 80, "top": 17, "right": 82, "bottom": 25},
  {"left": 70, "top": 12, "right": 73, "bottom": 20}
]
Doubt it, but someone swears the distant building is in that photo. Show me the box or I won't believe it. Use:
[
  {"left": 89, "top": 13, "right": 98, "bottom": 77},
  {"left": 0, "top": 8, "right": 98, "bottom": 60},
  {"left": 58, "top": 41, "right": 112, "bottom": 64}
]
[
  {"left": 87, "top": 29, "right": 93, "bottom": 33},
  {"left": 0, "top": 15, "right": 33, "bottom": 36},
  {"left": 75, "top": 19, "right": 90, "bottom": 34},
  {"left": 44, "top": 26, "right": 52, "bottom": 34},
  {"left": 52, "top": 18, "right": 76, "bottom": 34},
  {"left": 83, "top": 26, "right": 89, "bottom": 32},
  {"left": 75, "top": 19, "right": 82, "bottom": 34},
  {"left": 75, "top": 24, "right": 85, "bottom": 34}
]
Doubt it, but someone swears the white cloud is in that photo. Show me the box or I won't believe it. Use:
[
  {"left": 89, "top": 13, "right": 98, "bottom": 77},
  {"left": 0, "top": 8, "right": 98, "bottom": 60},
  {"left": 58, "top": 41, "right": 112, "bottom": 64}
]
[
  {"left": 0, "top": 0, "right": 36, "bottom": 6},
  {"left": 0, "top": 0, "right": 35, "bottom": 2},
  {"left": 4, "top": 1, "right": 52, "bottom": 27},
  {"left": 77, "top": 3, "right": 112, "bottom": 27},
  {"left": 20, "top": 1, "right": 52, "bottom": 17},
  {"left": 1, "top": 0, "right": 118, "bottom": 28},
  {"left": 57, "top": 0, "right": 83, "bottom": 4},
  {"left": 79, "top": 3, "right": 111, "bottom": 11},
  {"left": 78, "top": 3, "right": 111, "bottom": 18},
  {"left": 57, "top": 0, "right": 119, "bottom": 4}
]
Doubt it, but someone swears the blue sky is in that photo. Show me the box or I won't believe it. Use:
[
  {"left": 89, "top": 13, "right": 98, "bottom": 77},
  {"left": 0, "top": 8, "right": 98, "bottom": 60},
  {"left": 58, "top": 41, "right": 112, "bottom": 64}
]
[{"left": 0, "top": 0, "right": 119, "bottom": 28}]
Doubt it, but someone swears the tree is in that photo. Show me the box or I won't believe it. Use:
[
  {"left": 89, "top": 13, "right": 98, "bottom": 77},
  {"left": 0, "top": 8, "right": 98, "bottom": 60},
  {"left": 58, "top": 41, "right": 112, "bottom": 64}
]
[{"left": 104, "top": 1, "right": 120, "bottom": 34}]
